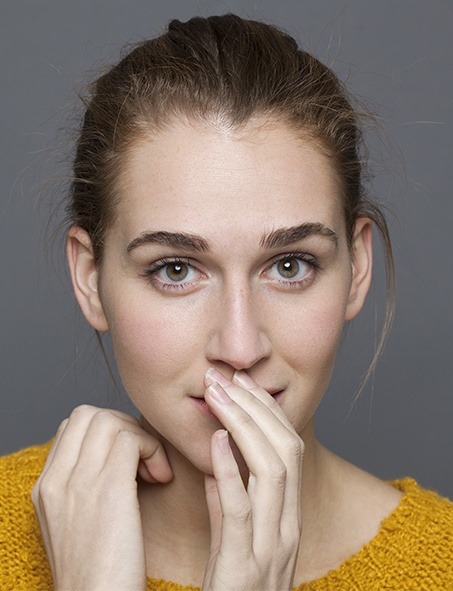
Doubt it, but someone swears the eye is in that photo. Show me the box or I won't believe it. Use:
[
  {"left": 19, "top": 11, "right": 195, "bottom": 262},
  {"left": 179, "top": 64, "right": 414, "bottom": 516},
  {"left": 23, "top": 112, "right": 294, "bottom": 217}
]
[
  {"left": 265, "top": 253, "right": 319, "bottom": 287},
  {"left": 143, "top": 258, "right": 201, "bottom": 291},
  {"left": 160, "top": 262, "right": 190, "bottom": 282}
]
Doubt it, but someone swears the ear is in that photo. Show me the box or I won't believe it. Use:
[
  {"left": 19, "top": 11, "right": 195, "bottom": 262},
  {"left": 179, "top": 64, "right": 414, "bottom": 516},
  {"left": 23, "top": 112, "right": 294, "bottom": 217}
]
[
  {"left": 345, "top": 217, "right": 373, "bottom": 322},
  {"left": 66, "top": 227, "right": 109, "bottom": 332}
]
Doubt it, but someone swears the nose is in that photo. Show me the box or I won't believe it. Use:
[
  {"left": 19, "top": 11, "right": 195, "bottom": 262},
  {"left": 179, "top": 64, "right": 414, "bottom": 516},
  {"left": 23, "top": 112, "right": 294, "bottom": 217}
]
[{"left": 205, "top": 282, "right": 272, "bottom": 372}]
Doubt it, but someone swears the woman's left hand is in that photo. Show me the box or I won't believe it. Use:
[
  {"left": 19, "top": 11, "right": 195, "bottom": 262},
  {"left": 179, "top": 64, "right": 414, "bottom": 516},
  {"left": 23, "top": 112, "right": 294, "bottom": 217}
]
[{"left": 202, "top": 369, "right": 304, "bottom": 591}]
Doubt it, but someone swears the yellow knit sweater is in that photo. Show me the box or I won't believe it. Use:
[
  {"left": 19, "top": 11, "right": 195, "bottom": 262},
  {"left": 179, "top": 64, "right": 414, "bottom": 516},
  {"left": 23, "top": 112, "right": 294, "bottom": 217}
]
[{"left": 1, "top": 441, "right": 452, "bottom": 591}]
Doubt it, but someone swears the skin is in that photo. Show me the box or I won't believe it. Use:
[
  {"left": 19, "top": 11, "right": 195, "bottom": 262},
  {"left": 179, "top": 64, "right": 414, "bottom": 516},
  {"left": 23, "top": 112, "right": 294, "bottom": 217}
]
[{"left": 32, "top": 119, "right": 402, "bottom": 589}]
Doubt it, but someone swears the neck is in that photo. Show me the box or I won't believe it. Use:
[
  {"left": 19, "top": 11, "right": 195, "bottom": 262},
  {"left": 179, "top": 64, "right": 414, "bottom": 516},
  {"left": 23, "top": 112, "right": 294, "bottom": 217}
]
[{"left": 138, "top": 419, "right": 331, "bottom": 585}]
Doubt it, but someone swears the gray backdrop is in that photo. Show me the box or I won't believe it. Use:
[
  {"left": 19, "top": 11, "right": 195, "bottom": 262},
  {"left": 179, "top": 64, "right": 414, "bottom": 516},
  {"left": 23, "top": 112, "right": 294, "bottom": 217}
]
[{"left": 1, "top": 1, "right": 452, "bottom": 497}]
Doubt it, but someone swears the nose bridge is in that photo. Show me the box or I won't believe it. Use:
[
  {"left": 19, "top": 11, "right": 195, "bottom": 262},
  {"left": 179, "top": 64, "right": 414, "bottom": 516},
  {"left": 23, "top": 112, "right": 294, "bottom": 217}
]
[{"left": 206, "top": 275, "right": 272, "bottom": 370}]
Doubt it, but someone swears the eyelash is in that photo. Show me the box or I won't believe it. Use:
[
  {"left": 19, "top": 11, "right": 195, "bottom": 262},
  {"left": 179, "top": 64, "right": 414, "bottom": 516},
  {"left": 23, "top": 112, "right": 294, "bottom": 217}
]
[
  {"left": 142, "top": 252, "right": 321, "bottom": 293},
  {"left": 142, "top": 257, "right": 197, "bottom": 292}
]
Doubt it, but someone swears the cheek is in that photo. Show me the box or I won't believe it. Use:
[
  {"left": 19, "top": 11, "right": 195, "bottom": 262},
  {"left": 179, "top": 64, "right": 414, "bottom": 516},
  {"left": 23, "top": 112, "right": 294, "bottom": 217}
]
[
  {"left": 274, "top": 294, "right": 348, "bottom": 374},
  {"left": 271, "top": 294, "right": 348, "bottom": 434},
  {"left": 105, "top": 297, "right": 202, "bottom": 397},
  {"left": 103, "top": 294, "right": 217, "bottom": 473},
  {"left": 110, "top": 308, "right": 196, "bottom": 382}
]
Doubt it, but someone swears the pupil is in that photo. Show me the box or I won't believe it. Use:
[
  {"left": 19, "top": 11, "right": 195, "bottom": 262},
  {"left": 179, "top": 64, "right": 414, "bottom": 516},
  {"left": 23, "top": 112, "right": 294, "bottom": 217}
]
[
  {"left": 166, "top": 263, "right": 188, "bottom": 281},
  {"left": 278, "top": 258, "right": 299, "bottom": 278}
]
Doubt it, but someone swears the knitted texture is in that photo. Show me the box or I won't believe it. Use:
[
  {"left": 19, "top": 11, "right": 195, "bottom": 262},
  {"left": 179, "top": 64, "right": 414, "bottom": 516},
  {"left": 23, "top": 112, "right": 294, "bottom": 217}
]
[{"left": 1, "top": 441, "right": 452, "bottom": 591}]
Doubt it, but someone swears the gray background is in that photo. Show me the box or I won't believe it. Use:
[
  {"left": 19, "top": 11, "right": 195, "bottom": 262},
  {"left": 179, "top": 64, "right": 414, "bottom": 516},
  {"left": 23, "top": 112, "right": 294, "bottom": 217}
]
[{"left": 1, "top": 1, "right": 452, "bottom": 497}]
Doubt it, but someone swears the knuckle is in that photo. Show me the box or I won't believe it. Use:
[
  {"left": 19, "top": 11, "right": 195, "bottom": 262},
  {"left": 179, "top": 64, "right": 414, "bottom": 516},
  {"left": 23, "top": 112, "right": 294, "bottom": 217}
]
[
  {"left": 91, "top": 408, "right": 117, "bottom": 423},
  {"left": 283, "top": 526, "right": 302, "bottom": 550},
  {"left": 271, "top": 464, "right": 287, "bottom": 485},
  {"left": 228, "top": 502, "right": 252, "bottom": 527},
  {"left": 285, "top": 518, "right": 302, "bottom": 538},
  {"left": 286, "top": 437, "right": 304, "bottom": 461},
  {"left": 70, "top": 404, "right": 98, "bottom": 421},
  {"left": 115, "top": 429, "right": 136, "bottom": 447},
  {"left": 233, "top": 412, "right": 254, "bottom": 430},
  {"left": 37, "top": 476, "right": 60, "bottom": 502},
  {"left": 220, "top": 465, "right": 240, "bottom": 482}
]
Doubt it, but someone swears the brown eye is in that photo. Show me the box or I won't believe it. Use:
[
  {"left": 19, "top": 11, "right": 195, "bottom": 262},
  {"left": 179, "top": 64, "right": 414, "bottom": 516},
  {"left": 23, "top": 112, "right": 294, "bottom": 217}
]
[
  {"left": 164, "top": 263, "right": 189, "bottom": 282},
  {"left": 144, "top": 258, "right": 202, "bottom": 292},
  {"left": 266, "top": 255, "right": 315, "bottom": 286},
  {"left": 276, "top": 258, "right": 302, "bottom": 279}
]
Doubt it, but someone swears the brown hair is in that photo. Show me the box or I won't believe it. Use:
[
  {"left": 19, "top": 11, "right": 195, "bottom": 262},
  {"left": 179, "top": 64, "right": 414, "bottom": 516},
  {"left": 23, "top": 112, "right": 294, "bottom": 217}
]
[{"left": 67, "top": 14, "right": 395, "bottom": 395}]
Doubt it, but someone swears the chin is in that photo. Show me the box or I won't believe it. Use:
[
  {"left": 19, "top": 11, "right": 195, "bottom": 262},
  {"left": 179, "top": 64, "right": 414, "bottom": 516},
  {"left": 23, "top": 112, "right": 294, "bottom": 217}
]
[{"left": 140, "top": 414, "right": 217, "bottom": 475}]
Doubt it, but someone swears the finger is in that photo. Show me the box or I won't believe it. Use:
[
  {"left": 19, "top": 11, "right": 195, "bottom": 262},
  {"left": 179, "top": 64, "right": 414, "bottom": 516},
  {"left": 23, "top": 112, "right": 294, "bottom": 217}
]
[
  {"left": 205, "top": 367, "right": 295, "bottom": 435},
  {"left": 228, "top": 370, "right": 304, "bottom": 535},
  {"left": 205, "top": 383, "right": 287, "bottom": 541},
  {"left": 36, "top": 417, "right": 70, "bottom": 480},
  {"left": 208, "top": 377, "right": 301, "bottom": 470},
  {"left": 232, "top": 370, "right": 295, "bottom": 432},
  {"left": 71, "top": 410, "right": 172, "bottom": 481},
  {"left": 208, "top": 429, "right": 253, "bottom": 558},
  {"left": 103, "top": 429, "right": 173, "bottom": 484},
  {"left": 39, "top": 405, "right": 140, "bottom": 482},
  {"left": 204, "top": 474, "right": 222, "bottom": 556},
  {"left": 212, "top": 378, "right": 304, "bottom": 543}
]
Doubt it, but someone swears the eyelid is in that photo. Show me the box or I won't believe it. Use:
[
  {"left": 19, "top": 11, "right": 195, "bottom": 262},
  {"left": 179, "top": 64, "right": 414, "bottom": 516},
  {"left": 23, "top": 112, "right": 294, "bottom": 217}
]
[
  {"left": 264, "top": 251, "right": 320, "bottom": 271},
  {"left": 262, "top": 251, "right": 321, "bottom": 287},
  {"left": 142, "top": 251, "right": 321, "bottom": 292},
  {"left": 142, "top": 257, "right": 204, "bottom": 291}
]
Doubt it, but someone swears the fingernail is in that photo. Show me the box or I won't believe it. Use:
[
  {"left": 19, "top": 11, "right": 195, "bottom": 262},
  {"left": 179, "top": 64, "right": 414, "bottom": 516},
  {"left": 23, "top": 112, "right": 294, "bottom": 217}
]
[
  {"left": 207, "top": 381, "right": 231, "bottom": 404},
  {"left": 217, "top": 430, "right": 231, "bottom": 454},
  {"left": 206, "top": 367, "right": 231, "bottom": 388},
  {"left": 233, "top": 370, "right": 255, "bottom": 388}
]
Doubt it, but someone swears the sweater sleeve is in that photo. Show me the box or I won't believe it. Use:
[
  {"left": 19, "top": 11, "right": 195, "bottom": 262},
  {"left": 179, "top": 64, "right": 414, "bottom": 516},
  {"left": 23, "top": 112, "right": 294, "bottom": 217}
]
[{"left": 0, "top": 441, "right": 54, "bottom": 591}]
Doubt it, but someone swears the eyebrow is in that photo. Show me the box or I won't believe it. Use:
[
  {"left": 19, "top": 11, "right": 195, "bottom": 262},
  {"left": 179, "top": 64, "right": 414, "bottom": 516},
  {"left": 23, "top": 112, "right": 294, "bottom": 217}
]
[
  {"left": 126, "top": 231, "right": 210, "bottom": 253},
  {"left": 126, "top": 222, "right": 338, "bottom": 254},
  {"left": 260, "top": 222, "right": 338, "bottom": 249}
]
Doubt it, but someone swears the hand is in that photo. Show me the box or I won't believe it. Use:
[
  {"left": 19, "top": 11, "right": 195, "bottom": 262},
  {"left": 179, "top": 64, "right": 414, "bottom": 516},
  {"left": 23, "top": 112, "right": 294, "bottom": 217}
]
[
  {"left": 202, "top": 369, "right": 304, "bottom": 591},
  {"left": 31, "top": 405, "right": 173, "bottom": 591}
]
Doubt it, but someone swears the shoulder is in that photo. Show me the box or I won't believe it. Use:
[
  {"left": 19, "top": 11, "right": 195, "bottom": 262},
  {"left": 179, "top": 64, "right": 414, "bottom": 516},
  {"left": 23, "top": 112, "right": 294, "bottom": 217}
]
[
  {"left": 0, "top": 441, "right": 54, "bottom": 590},
  {"left": 300, "top": 476, "right": 453, "bottom": 591},
  {"left": 383, "top": 478, "right": 453, "bottom": 558},
  {"left": 0, "top": 440, "right": 53, "bottom": 510},
  {"left": 0, "top": 440, "right": 52, "bottom": 479},
  {"left": 0, "top": 440, "right": 52, "bottom": 506},
  {"left": 356, "top": 478, "right": 453, "bottom": 589}
]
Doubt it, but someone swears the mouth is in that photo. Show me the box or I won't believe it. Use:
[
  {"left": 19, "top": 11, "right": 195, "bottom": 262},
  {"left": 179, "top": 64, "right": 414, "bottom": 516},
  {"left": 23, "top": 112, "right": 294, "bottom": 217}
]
[
  {"left": 189, "top": 388, "right": 284, "bottom": 420},
  {"left": 267, "top": 389, "right": 283, "bottom": 397},
  {"left": 270, "top": 389, "right": 284, "bottom": 402},
  {"left": 190, "top": 387, "right": 283, "bottom": 400},
  {"left": 189, "top": 396, "right": 221, "bottom": 422}
]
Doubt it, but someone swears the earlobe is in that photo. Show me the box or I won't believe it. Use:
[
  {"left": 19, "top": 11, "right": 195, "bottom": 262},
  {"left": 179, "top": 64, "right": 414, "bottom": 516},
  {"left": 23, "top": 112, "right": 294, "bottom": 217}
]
[
  {"left": 66, "top": 227, "right": 109, "bottom": 332},
  {"left": 345, "top": 218, "right": 373, "bottom": 322}
]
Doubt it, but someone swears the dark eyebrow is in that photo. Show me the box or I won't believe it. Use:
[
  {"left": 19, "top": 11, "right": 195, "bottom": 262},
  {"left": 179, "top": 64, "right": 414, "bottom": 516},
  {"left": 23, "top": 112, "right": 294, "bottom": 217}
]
[
  {"left": 126, "top": 231, "right": 211, "bottom": 253},
  {"left": 261, "top": 222, "right": 338, "bottom": 249},
  {"left": 126, "top": 222, "right": 338, "bottom": 255}
]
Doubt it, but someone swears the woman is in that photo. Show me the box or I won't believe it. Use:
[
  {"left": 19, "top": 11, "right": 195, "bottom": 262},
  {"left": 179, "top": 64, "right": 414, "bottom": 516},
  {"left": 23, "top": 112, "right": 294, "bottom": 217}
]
[{"left": 1, "top": 14, "right": 451, "bottom": 591}]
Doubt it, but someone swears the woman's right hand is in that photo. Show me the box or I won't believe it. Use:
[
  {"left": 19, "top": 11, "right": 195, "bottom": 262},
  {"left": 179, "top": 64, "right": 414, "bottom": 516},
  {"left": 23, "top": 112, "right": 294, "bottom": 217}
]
[{"left": 31, "top": 405, "right": 173, "bottom": 591}]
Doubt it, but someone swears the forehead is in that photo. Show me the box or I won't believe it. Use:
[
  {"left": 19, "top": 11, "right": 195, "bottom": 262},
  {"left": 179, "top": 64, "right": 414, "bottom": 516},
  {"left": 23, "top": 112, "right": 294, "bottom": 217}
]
[{"left": 113, "top": 120, "right": 344, "bottom": 244}]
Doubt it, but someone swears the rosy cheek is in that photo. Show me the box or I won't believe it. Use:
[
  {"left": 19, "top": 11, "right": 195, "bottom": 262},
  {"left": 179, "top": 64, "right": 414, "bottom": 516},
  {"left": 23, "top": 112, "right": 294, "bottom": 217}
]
[
  {"left": 108, "top": 302, "right": 199, "bottom": 386},
  {"left": 275, "top": 298, "right": 347, "bottom": 369}
]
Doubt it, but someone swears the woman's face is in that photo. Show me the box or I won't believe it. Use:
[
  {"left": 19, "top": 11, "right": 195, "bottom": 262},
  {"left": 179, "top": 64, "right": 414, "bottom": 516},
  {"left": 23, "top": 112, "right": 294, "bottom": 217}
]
[{"left": 70, "top": 119, "right": 371, "bottom": 474}]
